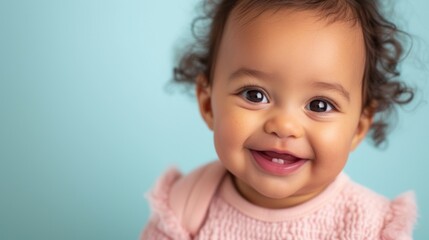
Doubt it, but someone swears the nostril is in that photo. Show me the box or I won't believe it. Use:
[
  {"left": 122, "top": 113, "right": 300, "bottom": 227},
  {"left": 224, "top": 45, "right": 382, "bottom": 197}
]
[{"left": 263, "top": 115, "right": 303, "bottom": 139}]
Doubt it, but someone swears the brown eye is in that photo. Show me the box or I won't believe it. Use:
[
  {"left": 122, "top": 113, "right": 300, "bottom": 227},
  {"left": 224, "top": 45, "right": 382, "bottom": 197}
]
[
  {"left": 241, "top": 89, "right": 269, "bottom": 103},
  {"left": 307, "top": 99, "right": 333, "bottom": 112}
]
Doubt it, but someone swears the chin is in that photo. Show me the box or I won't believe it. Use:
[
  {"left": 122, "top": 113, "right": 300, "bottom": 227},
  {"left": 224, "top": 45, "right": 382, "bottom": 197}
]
[{"left": 254, "top": 184, "right": 297, "bottom": 200}]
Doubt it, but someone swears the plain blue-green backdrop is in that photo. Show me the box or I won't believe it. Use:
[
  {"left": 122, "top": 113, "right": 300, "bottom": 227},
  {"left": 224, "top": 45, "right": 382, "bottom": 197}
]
[{"left": 0, "top": 0, "right": 428, "bottom": 239}]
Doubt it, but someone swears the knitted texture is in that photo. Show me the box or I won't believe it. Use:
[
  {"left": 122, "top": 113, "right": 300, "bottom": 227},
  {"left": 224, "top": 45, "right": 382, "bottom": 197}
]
[{"left": 141, "top": 166, "right": 417, "bottom": 240}]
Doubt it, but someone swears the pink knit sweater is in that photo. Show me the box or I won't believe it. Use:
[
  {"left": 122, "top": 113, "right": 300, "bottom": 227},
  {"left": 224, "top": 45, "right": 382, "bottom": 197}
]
[{"left": 141, "top": 163, "right": 416, "bottom": 239}]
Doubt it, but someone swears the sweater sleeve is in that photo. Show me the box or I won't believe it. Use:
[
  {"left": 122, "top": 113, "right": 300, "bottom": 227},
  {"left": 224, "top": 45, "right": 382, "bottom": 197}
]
[
  {"left": 381, "top": 192, "right": 417, "bottom": 240},
  {"left": 140, "top": 218, "right": 174, "bottom": 240},
  {"left": 140, "top": 168, "right": 191, "bottom": 240}
]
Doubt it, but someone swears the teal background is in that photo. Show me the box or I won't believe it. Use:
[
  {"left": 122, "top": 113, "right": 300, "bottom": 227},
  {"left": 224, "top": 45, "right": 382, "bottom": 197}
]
[{"left": 0, "top": 0, "right": 428, "bottom": 239}]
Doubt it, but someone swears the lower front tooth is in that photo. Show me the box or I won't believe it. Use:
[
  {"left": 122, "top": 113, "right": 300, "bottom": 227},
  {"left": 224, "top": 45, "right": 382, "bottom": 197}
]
[{"left": 271, "top": 158, "right": 284, "bottom": 164}]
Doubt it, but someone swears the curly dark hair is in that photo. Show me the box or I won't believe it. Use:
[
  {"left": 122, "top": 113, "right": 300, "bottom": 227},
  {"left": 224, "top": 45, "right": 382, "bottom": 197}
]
[{"left": 173, "top": 0, "right": 414, "bottom": 146}]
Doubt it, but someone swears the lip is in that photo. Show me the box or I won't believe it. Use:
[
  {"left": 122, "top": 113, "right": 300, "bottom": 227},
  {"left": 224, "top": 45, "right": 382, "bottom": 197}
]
[{"left": 250, "top": 149, "right": 308, "bottom": 176}]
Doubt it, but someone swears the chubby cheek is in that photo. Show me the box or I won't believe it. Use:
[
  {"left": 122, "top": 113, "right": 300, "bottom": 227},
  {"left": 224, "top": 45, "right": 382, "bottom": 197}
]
[
  {"left": 212, "top": 106, "right": 254, "bottom": 172},
  {"left": 310, "top": 123, "right": 356, "bottom": 172},
  {"left": 213, "top": 119, "right": 241, "bottom": 172},
  {"left": 213, "top": 117, "right": 238, "bottom": 155}
]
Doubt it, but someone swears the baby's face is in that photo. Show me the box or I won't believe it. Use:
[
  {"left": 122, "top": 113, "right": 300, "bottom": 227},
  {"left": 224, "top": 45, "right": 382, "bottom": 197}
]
[{"left": 197, "top": 8, "right": 371, "bottom": 208}]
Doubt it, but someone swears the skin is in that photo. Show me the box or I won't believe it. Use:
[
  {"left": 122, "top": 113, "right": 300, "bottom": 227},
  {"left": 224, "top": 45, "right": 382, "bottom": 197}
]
[{"left": 196, "top": 8, "right": 373, "bottom": 209}]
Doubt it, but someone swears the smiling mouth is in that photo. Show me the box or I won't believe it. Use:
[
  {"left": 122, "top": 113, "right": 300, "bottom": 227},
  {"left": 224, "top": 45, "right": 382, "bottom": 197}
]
[{"left": 250, "top": 150, "right": 308, "bottom": 175}]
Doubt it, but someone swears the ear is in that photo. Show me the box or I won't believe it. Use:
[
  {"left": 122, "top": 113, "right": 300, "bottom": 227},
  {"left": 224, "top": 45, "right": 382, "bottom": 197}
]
[
  {"left": 350, "top": 107, "right": 374, "bottom": 151},
  {"left": 196, "top": 74, "right": 214, "bottom": 130}
]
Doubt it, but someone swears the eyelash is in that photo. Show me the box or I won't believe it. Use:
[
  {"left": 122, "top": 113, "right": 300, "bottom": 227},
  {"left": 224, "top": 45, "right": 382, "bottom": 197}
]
[
  {"left": 235, "top": 85, "right": 340, "bottom": 113},
  {"left": 236, "top": 84, "right": 270, "bottom": 104},
  {"left": 305, "top": 97, "right": 339, "bottom": 113}
]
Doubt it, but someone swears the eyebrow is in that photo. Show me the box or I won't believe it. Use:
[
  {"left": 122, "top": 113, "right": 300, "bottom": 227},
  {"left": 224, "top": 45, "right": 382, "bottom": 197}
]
[
  {"left": 311, "top": 81, "right": 350, "bottom": 102},
  {"left": 229, "top": 67, "right": 278, "bottom": 82}
]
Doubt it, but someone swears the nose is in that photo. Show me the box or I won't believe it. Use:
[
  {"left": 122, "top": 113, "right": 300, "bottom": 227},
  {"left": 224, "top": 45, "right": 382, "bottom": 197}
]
[{"left": 263, "top": 111, "right": 304, "bottom": 139}]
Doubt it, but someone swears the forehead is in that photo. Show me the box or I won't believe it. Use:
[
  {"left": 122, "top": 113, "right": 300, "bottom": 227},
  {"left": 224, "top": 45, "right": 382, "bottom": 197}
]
[{"left": 214, "top": 7, "right": 366, "bottom": 93}]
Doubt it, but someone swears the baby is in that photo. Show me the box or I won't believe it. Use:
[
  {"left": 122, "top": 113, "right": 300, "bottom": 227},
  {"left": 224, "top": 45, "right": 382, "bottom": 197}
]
[{"left": 142, "top": 0, "right": 417, "bottom": 239}]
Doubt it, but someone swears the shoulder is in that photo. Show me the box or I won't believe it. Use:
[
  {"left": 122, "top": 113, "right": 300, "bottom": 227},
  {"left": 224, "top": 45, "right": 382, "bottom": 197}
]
[
  {"left": 381, "top": 191, "right": 417, "bottom": 240},
  {"left": 339, "top": 177, "right": 417, "bottom": 239},
  {"left": 145, "top": 166, "right": 188, "bottom": 239},
  {"left": 145, "top": 161, "right": 226, "bottom": 239}
]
